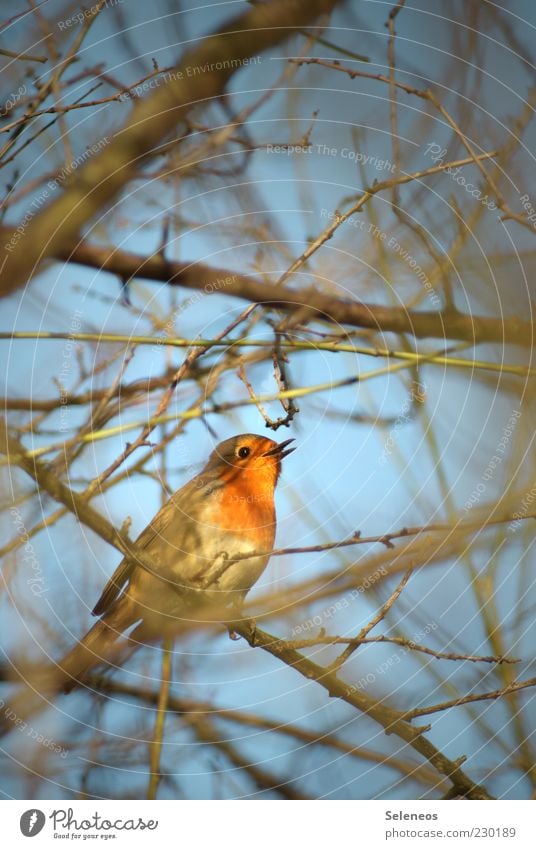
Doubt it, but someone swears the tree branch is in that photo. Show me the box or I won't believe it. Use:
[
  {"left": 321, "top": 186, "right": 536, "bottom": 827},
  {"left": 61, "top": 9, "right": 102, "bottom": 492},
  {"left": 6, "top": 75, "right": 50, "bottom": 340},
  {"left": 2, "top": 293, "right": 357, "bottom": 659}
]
[
  {"left": 2, "top": 236, "right": 528, "bottom": 345},
  {"left": 231, "top": 619, "right": 493, "bottom": 799},
  {"left": 88, "top": 677, "right": 442, "bottom": 787},
  {"left": 0, "top": 0, "right": 339, "bottom": 298}
]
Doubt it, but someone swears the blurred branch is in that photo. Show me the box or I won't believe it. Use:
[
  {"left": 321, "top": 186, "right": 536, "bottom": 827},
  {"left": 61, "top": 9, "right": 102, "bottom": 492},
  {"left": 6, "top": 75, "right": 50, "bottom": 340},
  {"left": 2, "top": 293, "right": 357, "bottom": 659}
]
[
  {"left": 0, "top": 47, "right": 47, "bottom": 63},
  {"left": 292, "top": 56, "right": 536, "bottom": 233},
  {"left": 0, "top": 417, "right": 171, "bottom": 583},
  {"left": 0, "top": 0, "right": 339, "bottom": 297},
  {"left": 0, "top": 363, "right": 229, "bottom": 563},
  {"left": 249, "top": 517, "right": 524, "bottom": 616},
  {"left": 0, "top": 0, "right": 51, "bottom": 33},
  {"left": 87, "top": 676, "right": 441, "bottom": 785},
  {"left": 3, "top": 237, "right": 528, "bottom": 345},
  {"left": 184, "top": 711, "right": 311, "bottom": 799},
  {"left": 147, "top": 637, "right": 172, "bottom": 800},
  {"left": 4, "top": 331, "right": 534, "bottom": 375},
  {"left": 84, "top": 303, "right": 256, "bottom": 493},
  {"left": 0, "top": 0, "right": 107, "bottom": 164},
  {"left": 1, "top": 370, "right": 361, "bottom": 460}
]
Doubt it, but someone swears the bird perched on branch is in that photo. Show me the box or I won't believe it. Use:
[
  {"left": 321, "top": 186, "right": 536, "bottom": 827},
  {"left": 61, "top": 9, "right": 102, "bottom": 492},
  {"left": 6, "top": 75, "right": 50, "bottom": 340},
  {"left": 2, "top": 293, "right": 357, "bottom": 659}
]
[{"left": 1, "top": 433, "right": 295, "bottom": 734}]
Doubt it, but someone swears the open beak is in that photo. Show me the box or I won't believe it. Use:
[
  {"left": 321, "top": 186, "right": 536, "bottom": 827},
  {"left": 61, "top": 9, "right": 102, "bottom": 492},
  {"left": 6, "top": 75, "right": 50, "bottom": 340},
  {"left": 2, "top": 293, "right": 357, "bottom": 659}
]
[{"left": 263, "top": 437, "right": 296, "bottom": 460}]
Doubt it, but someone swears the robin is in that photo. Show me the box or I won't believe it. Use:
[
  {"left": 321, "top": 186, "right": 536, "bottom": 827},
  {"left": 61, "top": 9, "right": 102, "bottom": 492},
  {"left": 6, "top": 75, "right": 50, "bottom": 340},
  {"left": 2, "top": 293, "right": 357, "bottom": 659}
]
[{"left": 1, "top": 433, "right": 295, "bottom": 725}]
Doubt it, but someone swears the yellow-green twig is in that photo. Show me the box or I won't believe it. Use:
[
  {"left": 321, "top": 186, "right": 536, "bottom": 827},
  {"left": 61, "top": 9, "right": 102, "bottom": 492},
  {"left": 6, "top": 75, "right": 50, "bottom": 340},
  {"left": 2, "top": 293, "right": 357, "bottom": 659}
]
[{"left": 1, "top": 331, "right": 534, "bottom": 377}]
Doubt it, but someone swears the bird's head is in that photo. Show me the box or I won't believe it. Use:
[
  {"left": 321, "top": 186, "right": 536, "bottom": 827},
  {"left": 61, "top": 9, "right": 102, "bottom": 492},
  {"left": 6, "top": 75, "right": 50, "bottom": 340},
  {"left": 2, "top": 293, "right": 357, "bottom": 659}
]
[{"left": 204, "top": 433, "right": 295, "bottom": 489}]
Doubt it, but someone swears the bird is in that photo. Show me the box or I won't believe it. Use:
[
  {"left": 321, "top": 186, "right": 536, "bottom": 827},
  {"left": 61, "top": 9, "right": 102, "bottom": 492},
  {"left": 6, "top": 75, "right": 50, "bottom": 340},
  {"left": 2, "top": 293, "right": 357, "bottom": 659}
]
[{"left": 0, "top": 433, "right": 294, "bottom": 733}]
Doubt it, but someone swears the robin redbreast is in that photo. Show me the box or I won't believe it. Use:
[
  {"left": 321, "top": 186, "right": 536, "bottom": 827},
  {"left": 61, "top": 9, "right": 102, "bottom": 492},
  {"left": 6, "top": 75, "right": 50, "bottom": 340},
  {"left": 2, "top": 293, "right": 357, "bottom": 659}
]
[{"left": 1, "top": 433, "right": 295, "bottom": 726}]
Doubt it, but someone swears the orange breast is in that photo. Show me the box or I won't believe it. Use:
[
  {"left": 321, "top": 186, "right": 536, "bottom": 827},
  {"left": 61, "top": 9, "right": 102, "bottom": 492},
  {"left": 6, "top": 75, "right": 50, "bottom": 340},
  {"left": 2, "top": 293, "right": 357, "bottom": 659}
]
[{"left": 213, "top": 471, "right": 276, "bottom": 550}]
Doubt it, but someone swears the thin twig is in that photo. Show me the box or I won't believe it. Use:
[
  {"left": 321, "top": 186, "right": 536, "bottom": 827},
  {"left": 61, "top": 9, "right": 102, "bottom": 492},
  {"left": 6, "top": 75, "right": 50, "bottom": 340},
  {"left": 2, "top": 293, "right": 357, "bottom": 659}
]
[
  {"left": 402, "top": 678, "right": 536, "bottom": 720},
  {"left": 3, "top": 332, "right": 533, "bottom": 376},
  {"left": 292, "top": 55, "right": 536, "bottom": 234},
  {"left": 222, "top": 514, "right": 536, "bottom": 562},
  {"left": 386, "top": 0, "right": 406, "bottom": 202},
  {"left": 285, "top": 633, "right": 518, "bottom": 664},
  {"left": 237, "top": 361, "right": 273, "bottom": 426},
  {"left": 329, "top": 570, "right": 413, "bottom": 671},
  {"left": 0, "top": 47, "right": 47, "bottom": 63},
  {"left": 88, "top": 304, "right": 257, "bottom": 492}
]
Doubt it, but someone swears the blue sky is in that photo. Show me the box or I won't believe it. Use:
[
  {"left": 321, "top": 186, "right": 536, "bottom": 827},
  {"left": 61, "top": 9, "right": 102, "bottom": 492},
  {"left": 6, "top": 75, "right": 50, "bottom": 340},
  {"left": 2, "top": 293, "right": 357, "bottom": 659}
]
[{"left": 1, "top": 0, "right": 535, "bottom": 799}]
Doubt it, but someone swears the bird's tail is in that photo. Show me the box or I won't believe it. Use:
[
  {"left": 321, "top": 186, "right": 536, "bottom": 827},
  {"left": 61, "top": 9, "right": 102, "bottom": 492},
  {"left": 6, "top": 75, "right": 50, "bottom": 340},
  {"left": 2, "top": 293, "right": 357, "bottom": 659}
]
[
  {"left": 59, "top": 604, "right": 136, "bottom": 692},
  {"left": 0, "top": 601, "right": 135, "bottom": 739}
]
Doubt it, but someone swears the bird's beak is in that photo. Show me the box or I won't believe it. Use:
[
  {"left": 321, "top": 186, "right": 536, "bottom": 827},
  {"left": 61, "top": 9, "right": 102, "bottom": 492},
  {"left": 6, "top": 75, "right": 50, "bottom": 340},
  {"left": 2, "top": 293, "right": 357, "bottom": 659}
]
[{"left": 263, "top": 437, "right": 296, "bottom": 460}]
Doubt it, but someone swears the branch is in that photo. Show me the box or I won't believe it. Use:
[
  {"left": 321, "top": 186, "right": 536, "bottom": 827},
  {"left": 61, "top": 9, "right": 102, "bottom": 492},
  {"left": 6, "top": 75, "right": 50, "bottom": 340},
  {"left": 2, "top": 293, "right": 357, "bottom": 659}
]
[
  {"left": 248, "top": 514, "right": 522, "bottom": 621},
  {"left": 0, "top": 418, "right": 175, "bottom": 587},
  {"left": 147, "top": 637, "right": 172, "bottom": 800},
  {"left": 223, "top": 513, "right": 536, "bottom": 563},
  {"left": 3, "top": 331, "right": 533, "bottom": 376},
  {"left": 184, "top": 710, "right": 311, "bottom": 799},
  {"left": 285, "top": 634, "right": 518, "bottom": 664},
  {"left": 402, "top": 678, "right": 536, "bottom": 720},
  {"left": 231, "top": 619, "right": 493, "bottom": 799},
  {"left": 85, "top": 303, "right": 256, "bottom": 492},
  {"left": 0, "top": 0, "right": 339, "bottom": 297},
  {"left": 14, "top": 238, "right": 530, "bottom": 346},
  {"left": 329, "top": 570, "right": 413, "bottom": 671},
  {"left": 88, "top": 677, "right": 442, "bottom": 786},
  {"left": 292, "top": 56, "right": 536, "bottom": 234},
  {"left": 0, "top": 47, "right": 47, "bottom": 63}
]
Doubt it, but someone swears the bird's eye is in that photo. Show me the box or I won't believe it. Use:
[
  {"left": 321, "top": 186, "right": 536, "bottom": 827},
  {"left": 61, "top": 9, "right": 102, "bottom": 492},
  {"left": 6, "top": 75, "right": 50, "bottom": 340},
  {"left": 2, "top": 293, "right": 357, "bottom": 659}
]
[{"left": 238, "top": 446, "right": 250, "bottom": 459}]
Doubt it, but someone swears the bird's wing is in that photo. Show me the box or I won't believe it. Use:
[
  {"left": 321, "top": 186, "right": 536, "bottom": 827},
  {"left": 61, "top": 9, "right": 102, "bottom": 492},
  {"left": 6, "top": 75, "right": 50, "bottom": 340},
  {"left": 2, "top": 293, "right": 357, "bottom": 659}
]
[
  {"left": 92, "top": 478, "right": 210, "bottom": 617},
  {"left": 91, "top": 558, "right": 134, "bottom": 617}
]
